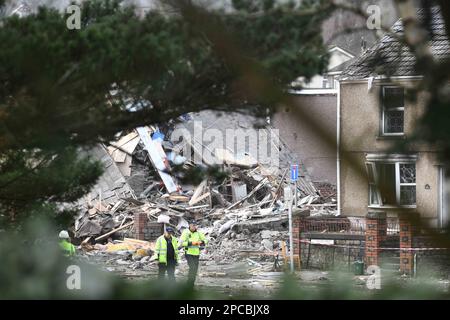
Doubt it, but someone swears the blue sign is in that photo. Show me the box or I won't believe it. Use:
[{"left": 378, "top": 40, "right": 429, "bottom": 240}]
[{"left": 291, "top": 164, "right": 299, "bottom": 181}]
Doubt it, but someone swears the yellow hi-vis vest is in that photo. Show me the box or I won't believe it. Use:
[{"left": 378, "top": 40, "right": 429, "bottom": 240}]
[
  {"left": 59, "top": 240, "right": 75, "bottom": 256},
  {"left": 153, "top": 235, "right": 179, "bottom": 264},
  {"left": 180, "top": 229, "right": 207, "bottom": 256}
]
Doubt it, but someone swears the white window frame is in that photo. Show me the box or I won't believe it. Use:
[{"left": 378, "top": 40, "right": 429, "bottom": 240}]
[
  {"left": 366, "top": 162, "right": 381, "bottom": 206},
  {"left": 366, "top": 160, "right": 416, "bottom": 208},
  {"left": 381, "top": 86, "right": 405, "bottom": 136},
  {"left": 439, "top": 166, "right": 450, "bottom": 228},
  {"left": 397, "top": 162, "right": 416, "bottom": 206}
]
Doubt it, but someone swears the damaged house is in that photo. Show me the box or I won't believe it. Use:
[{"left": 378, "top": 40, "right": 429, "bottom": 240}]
[
  {"left": 339, "top": 7, "right": 450, "bottom": 227},
  {"left": 336, "top": 7, "right": 450, "bottom": 274},
  {"left": 74, "top": 113, "right": 325, "bottom": 254}
]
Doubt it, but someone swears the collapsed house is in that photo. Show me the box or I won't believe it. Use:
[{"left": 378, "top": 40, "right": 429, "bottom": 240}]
[{"left": 73, "top": 111, "right": 337, "bottom": 270}]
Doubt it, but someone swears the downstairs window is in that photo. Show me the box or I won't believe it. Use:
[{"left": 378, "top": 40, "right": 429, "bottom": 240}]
[{"left": 366, "top": 161, "right": 416, "bottom": 207}]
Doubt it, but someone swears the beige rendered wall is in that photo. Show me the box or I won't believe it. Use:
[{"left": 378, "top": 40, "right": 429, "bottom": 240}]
[
  {"left": 272, "top": 93, "right": 337, "bottom": 184},
  {"left": 340, "top": 80, "right": 440, "bottom": 222}
]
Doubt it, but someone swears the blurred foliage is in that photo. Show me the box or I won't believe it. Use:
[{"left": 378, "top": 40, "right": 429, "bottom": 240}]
[
  {"left": 0, "top": 148, "right": 102, "bottom": 227},
  {"left": 172, "top": 164, "right": 228, "bottom": 186}
]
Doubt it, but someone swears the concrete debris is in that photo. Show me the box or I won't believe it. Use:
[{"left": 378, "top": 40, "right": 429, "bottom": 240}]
[
  {"left": 261, "top": 239, "right": 274, "bottom": 251},
  {"left": 218, "top": 220, "right": 236, "bottom": 234},
  {"left": 261, "top": 230, "right": 281, "bottom": 239},
  {"left": 157, "top": 214, "right": 171, "bottom": 224}
]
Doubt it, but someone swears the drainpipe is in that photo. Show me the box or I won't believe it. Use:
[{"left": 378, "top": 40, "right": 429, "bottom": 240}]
[
  {"left": 413, "top": 253, "right": 417, "bottom": 278},
  {"left": 336, "top": 80, "right": 341, "bottom": 215},
  {"left": 439, "top": 167, "right": 443, "bottom": 228}
]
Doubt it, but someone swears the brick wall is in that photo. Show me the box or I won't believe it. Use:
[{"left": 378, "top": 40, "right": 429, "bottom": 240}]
[
  {"left": 292, "top": 208, "right": 310, "bottom": 270},
  {"left": 365, "top": 211, "right": 387, "bottom": 266},
  {"left": 293, "top": 214, "right": 301, "bottom": 266},
  {"left": 133, "top": 212, "right": 164, "bottom": 241},
  {"left": 399, "top": 213, "right": 419, "bottom": 275}
]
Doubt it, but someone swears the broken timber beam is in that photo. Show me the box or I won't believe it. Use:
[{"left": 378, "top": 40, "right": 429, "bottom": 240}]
[
  {"left": 95, "top": 221, "right": 134, "bottom": 242},
  {"left": 189, "top": 192, "right": 211, "bottom": 206},
  {"left": 189, "top": 180, "right": 207, "bottom": 206},
  {"left": 226, "top": 177, "right": 268, "bottom": 210},
  {"left": 269, "top": 168, "right": 288, "bottom": 208}
]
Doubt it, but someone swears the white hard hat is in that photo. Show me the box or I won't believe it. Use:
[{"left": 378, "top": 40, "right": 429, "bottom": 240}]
[{"left": 58, "top": 230, "right": 70, "bottom": 239}]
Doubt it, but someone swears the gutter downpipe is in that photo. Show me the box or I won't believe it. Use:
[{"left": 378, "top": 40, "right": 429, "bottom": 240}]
[{"left": 336, "top": 80, "right": 341, "bottom": 216}]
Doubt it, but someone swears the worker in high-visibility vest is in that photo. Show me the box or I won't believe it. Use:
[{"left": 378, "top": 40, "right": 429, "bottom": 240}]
[
  {"left": 59, "top": 230, "right": 76, "bottom": 257},
  {"left": 153, "top": 227, "right": 179, "bottom": 281},
  {"left": 180, "top": 221, "right": 208, "bottom": 287}
]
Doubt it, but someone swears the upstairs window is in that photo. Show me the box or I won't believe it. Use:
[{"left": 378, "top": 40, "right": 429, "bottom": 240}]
[
  {"left": 366, "top": 161, "right": 416, "bottom": 207},
  {"left": 382, "top": 86, "right": 404, "bottom": 135}
]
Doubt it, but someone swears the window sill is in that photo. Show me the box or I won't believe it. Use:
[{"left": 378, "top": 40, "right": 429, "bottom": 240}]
[
  {"left": 368, "top": 205, "right": 416, "bottom": 209},
  {"left": 376, "top": 134, "right": 406, "bottom": 140}
]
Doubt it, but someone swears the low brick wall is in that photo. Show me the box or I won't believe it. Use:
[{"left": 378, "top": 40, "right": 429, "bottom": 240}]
[{"left": 298, "top": 213, "right": 450, "bottom": 278}]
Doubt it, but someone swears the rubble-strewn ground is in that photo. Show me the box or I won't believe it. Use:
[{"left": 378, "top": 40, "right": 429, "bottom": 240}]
[
  {"left": 78, "top": 249, "right": 335, "bottom": 297},
  {"left": 77, "top": 226, "right": 292, "bottom": 296},
  {"left": 77, "top": 251, "right": 450, "bottom": 297}
]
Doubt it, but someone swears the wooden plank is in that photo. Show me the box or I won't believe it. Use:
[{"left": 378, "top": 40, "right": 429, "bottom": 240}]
[
  {"left": 110, "top": 200, "right": 124, "bottom": 214},
  {"left": 95, "top": 201, "right": 108, "bottom": 212},
  {"left": 109, "top": 132, "right": 140, "bottom": 153},
  {"left": 118, "top": 136, "right": 140, "bottom": 154},
  {"left": 189, "top": 180, "right": 207, "bottom": 206},
  {"left": 186, "top": 204, "right": 210, "bottom": 210},
  {"left": 81, "top": 237, "right": 92, "bottom": 245},
  {"left": 189, "top": 192, "right": 210, "bottom": 206},
  {"left": 88, "top": 208, "right": 98, "bottom": 216},
  {"left": 119, "top": 215, "right": 128, "bottom": 228},
  {"left": 169, "top": 194, "right": 190, "bottom": 202},
  {"left": 112, "top": 150, "right": 127, "bottom": 163},
  {"left": 269, "top": 168, "right": 288, "bottom": 208},
  {"left": 226, "top": 178, "right": 268, "bottom": 210},
  {"left": 95, "top": 222, "right": 134, "bottom": 241}
]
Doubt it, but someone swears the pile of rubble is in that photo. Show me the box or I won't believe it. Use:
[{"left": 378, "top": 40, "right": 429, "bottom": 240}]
[{"left": 73, "top": 120, "right": 337, "bottom": 267}]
